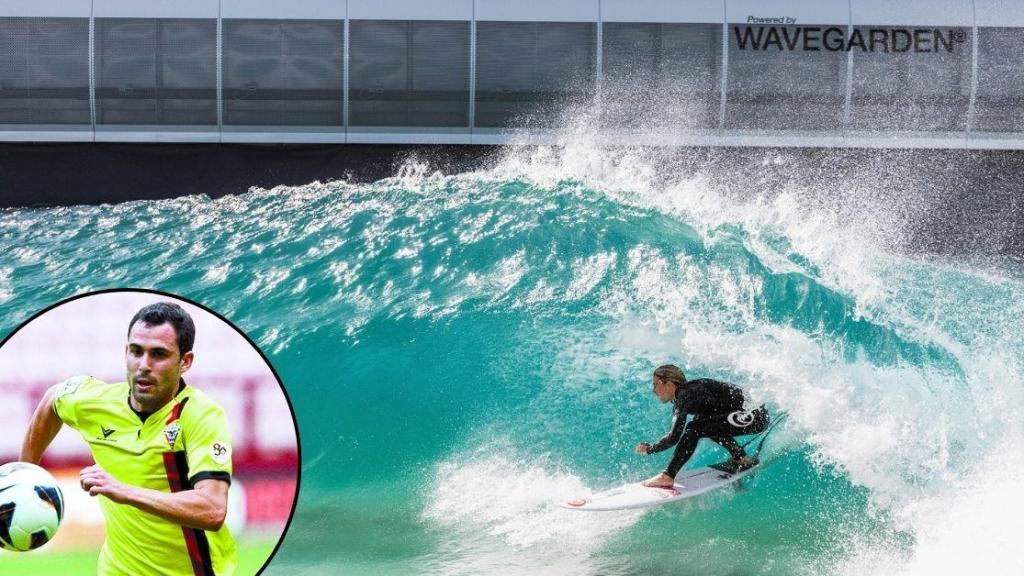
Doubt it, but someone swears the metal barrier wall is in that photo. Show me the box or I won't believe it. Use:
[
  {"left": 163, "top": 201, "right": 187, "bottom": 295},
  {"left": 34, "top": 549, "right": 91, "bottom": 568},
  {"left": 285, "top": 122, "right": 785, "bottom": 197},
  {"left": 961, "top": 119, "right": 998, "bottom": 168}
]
[{"left": 1, "top": 0, "right": 1022, "bottom": 148}]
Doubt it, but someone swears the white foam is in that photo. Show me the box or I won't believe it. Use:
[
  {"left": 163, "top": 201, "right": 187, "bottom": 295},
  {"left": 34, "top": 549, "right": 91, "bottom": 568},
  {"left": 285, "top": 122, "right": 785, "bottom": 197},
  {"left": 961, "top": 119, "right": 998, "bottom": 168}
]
[
  {"left": 422, "top": 451, "right": 644, "bottom": 575},
  {"left": 834, "top": 450, "right": 1024, "bottom": 576}
]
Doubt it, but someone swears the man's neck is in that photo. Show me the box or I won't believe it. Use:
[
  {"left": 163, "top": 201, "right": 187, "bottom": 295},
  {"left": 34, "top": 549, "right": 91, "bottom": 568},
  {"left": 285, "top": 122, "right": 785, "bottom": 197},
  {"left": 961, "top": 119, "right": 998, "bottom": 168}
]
[{"left": 129, "top": 379, "right": 186, "bottom": 422}]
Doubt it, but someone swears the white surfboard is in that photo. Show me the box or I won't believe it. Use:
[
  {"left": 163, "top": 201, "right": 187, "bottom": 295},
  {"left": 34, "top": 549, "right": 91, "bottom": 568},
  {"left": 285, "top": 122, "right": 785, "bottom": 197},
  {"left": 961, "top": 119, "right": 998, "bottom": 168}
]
[
  {"left": 555, "top": 459, "right": 762, "bottom": 511},
  {"left": 557, "top": 412, "right": 787, "bottom": 512}
]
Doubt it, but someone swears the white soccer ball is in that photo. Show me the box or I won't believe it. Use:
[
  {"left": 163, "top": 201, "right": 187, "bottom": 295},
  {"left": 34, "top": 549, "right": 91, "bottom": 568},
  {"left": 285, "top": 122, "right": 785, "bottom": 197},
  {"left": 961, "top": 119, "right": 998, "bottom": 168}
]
[{"left": 0, "top": 462, "right": 64, "bottom": 552}]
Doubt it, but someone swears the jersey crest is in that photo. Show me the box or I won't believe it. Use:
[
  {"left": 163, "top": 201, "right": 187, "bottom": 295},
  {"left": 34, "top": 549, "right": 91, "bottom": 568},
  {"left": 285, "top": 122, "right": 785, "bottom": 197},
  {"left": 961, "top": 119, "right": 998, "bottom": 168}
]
[{"left": 163, "top": 422, "right": 181, "bottom": 449}]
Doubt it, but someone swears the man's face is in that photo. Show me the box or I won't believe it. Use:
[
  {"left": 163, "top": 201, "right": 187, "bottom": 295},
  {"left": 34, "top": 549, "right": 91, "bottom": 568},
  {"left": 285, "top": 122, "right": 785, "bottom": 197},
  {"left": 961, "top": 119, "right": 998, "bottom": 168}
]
[
  {"left": 652, "top": 376, "right": 674, "bottom": 403},
  {"left": 125, "top": 321, "right": 193, "bottom": 412}
]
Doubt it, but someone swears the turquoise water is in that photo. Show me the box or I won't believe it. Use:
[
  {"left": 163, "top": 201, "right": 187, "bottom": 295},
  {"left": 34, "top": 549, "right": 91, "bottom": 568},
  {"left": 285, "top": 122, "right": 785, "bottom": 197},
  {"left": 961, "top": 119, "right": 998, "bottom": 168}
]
[{"left": 2, "top": 147, "right": 1023, "bottom": 575}]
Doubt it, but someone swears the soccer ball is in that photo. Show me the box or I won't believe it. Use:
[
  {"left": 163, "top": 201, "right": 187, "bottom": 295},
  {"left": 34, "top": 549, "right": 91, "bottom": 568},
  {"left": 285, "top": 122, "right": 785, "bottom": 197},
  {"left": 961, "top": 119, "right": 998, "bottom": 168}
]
[{"left": 0, "top": 462, "right": 64, "bottom": 552}]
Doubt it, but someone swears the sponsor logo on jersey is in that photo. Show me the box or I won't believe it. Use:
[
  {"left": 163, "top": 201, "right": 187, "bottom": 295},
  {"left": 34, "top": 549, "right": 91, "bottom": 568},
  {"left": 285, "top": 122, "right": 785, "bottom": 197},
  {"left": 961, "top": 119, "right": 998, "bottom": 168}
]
[
  {"left": 100, "top": 426, "right": 116, "bottom": 439},
  {"left": 55, "top": 376, "right": 87, "bottom": 398},
  {"left": 211, "top": 442, "right": 230, "bottom": 464}
]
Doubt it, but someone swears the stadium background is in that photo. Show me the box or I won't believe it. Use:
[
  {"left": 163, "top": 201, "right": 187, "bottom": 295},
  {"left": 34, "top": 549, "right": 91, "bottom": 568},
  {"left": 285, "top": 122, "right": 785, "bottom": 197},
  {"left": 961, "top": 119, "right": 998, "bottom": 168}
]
[{"left": 0, "top": 292, "right": 299, "bottom": 574}]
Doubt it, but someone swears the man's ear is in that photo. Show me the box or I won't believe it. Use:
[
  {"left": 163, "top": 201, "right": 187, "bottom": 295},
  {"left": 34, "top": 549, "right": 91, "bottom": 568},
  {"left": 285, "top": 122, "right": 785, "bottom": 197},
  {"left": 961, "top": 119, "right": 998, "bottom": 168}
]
[{"left": 180, "top": 350, "right": 194, "bottom": 374}]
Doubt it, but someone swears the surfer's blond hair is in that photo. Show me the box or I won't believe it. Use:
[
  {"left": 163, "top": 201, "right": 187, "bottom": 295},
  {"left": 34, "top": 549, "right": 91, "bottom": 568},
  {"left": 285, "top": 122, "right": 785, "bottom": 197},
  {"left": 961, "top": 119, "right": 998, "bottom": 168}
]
[{"left": 654, "top": 364, "right": 686, "bottom": 385}]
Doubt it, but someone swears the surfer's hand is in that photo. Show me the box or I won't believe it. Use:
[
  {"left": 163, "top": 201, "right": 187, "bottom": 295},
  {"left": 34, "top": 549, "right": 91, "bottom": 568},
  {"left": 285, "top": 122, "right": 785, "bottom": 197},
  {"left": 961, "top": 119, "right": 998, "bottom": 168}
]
[{"left": 635, "top": 442, "right": 651, "bottom": 455}]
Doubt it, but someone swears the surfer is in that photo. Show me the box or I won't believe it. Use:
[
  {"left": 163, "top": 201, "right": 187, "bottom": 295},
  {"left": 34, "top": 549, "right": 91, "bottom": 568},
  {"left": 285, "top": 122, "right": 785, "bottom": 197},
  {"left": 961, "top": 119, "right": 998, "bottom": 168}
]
[{"left": 635, "top": 364, "right": 769, "bottom": 488}]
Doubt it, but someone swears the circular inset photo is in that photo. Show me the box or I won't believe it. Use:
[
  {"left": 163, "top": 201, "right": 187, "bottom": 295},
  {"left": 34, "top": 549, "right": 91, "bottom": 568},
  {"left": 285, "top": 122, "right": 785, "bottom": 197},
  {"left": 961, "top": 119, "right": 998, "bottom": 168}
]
[{"left": 0, "top": 289, "right": 299, "bottom": 575}]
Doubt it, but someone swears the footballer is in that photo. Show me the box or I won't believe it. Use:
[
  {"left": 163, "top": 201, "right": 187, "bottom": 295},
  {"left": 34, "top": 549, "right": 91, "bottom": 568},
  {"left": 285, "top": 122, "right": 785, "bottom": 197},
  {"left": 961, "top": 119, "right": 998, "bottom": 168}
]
[{"left": 20, "top": 302, "right": 238, "bottom": 575}]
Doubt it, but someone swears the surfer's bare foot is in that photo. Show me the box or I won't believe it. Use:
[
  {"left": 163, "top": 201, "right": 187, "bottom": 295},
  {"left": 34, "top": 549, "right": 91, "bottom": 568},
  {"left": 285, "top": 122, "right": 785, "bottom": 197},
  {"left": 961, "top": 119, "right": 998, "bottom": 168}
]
[
  {"left": 641, "top": 473, "right": 676, "bottom": 488},
  {"left": 727, "top": 456, "right": 758, "bottom": 471}
]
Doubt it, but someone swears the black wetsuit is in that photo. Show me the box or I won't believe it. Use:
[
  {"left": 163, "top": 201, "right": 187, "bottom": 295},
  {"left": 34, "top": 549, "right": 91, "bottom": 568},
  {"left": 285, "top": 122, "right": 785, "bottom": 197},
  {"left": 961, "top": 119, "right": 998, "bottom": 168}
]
[{"left": 646, "top": 378, "right": 769, "bottom": 478}]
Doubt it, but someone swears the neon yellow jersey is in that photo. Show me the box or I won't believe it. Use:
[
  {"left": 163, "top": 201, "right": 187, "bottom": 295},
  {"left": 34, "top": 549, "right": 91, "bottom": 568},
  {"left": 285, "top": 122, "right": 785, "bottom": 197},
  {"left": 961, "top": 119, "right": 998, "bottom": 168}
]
[{"left": 54, "top": 376, "right": 238, "bottom": 576}]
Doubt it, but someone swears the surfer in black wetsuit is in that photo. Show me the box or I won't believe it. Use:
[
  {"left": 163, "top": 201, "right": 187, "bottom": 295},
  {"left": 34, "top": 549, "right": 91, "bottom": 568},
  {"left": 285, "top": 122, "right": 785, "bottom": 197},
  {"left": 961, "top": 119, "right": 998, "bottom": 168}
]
[{"left": 635, "top": 364, "right": 769, "bottom": 488}]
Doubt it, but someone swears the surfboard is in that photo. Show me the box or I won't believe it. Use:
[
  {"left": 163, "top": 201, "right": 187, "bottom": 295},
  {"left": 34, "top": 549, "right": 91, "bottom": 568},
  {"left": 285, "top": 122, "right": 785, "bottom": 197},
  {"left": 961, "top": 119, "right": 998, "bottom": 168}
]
[
  {"left": 555, "top": 459, "right": 762, "bottom": 511},
  {"left": 556, "top": 412, "right": 787, "bottom": 512}
]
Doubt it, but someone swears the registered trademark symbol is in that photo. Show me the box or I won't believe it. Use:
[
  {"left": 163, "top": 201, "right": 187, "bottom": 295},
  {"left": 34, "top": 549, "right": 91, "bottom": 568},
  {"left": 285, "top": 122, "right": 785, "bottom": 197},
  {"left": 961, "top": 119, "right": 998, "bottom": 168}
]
[{"left": 952, "top": 28, "right": 967, "bottom": 43}]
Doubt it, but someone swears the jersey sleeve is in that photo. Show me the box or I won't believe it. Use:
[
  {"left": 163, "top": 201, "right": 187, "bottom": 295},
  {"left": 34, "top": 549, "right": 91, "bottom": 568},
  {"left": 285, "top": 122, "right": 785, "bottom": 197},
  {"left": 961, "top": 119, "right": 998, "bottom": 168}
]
[
  {"left": 183, "top": 402, "right": 233, "bottom": 487},
  {"left": 52, "top": 375, "right": 102, "bottom": 430}
]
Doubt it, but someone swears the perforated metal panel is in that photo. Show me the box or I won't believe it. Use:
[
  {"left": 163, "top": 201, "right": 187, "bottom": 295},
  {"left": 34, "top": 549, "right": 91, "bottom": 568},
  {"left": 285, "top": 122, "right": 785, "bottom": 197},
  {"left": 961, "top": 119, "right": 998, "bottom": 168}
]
[
  {"left": 475, "top": 21, "right": 596, "bottom": 128},
  {"left": 849, "top": 26, "right": 972, "bottom": 131},
  {"left": 349, "top": 20, "right": 470, "bottom": 127},
  {"left": 223, "top": 19, "right": 344, "bottom": 126},
  {"left": 0, "top": 18, "right": 90, "bottom": 125},
  {"left": 974, "top": 28, "right": 1024, "bottom": 132},
  {"left": 95, "top": 18, "right": 217, "bottom": 125},
  {"left": 602, "top": 23, "right": 720, "bottom": 130},
  {"left": 725, "top": 25, "right": 847, "bottom": 130}
]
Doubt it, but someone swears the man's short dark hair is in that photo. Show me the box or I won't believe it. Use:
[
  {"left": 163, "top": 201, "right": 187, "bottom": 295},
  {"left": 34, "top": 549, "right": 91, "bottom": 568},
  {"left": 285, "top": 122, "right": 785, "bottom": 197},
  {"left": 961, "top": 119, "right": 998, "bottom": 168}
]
[
  {"left": 654, "top": 364, "right": 687, "bottom": 385},
  {"left": 128, "top": 302, "right": 196, "bottom": 355}
]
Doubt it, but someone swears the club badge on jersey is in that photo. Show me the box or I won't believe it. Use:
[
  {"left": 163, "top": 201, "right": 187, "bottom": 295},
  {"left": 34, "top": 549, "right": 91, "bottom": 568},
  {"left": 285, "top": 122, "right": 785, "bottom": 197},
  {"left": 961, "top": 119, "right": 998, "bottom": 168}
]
[{"left": 163, "top": 422, "right": 181, "bottom": 449}]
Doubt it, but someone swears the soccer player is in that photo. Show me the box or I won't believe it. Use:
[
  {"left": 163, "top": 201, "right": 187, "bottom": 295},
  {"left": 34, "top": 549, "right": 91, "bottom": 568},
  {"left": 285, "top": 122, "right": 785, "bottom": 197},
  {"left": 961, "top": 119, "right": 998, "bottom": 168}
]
[{"left": 20, "top": 302, "right": 238, "bottom": 575}]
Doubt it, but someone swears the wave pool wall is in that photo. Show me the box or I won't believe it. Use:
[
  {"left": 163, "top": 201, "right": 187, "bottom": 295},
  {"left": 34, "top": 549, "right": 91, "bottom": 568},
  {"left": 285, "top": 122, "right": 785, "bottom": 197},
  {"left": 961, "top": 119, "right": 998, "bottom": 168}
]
[{"left": 3, "top": 0, "right": 1024, "bottom": 149}]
